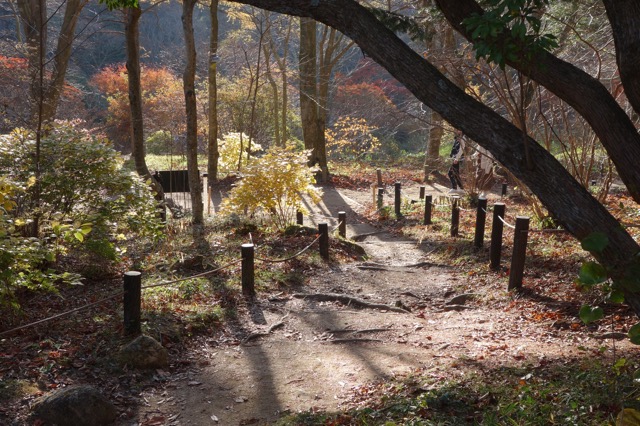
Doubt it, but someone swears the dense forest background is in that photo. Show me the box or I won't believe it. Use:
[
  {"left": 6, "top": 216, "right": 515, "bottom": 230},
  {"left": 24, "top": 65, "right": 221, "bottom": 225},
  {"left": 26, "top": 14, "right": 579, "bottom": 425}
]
[{"left": 0, "top": 0, "right": 428, "bottom": 158}]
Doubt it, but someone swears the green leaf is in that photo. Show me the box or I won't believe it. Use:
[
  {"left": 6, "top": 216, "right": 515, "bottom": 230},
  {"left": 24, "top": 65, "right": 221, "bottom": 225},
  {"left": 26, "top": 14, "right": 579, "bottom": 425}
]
[
  {"left": 629, "top": 322, "right": 640, "bottom": 345},
  {"left": 578, "top": 262, "right": 607, "bottom": 286},
  {"left": 581, "top": 232, "right": 609, "bottom": 253},
  {"left": 608, "top": 289, "right": 625, "bottom": 304},
  {"left": 74, "top": 232, "right": 84, "bottom": 242},
  {"left": 579, "top": 305, "right": 603, "bottom": 324}
]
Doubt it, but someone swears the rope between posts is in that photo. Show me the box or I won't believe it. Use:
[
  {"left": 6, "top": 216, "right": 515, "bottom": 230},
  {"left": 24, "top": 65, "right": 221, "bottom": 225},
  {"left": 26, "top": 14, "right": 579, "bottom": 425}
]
[
  {"left": 255, "top": 234, "right": 322, "bottom": 264},
  {"left": 0, "top": 291, "right": 124, "bottom": 338},
  {"left": 141, "top": 259, "right": 243, "bottom": 290},
  {"left": 331, "top": 219, "right": 345, "bottom": 233},
  {"left": 0, "top": 259, "right": 246, "bottom": 337},
  {"left": 497, "top": 214, "right": 516, "bottom": 229}
]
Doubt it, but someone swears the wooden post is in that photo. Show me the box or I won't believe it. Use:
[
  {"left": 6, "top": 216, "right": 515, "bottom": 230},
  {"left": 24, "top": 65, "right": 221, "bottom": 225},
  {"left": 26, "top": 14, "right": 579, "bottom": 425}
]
[
  {"left": 451, "top": 196, "right": 460, "bottom": 237},
  {"left": 319, "top": 223, "right": 329, "bottom": 259},
  {"left": 296, "top": 210, "right": 303, "bottom": 225},
  {"left": 419, "top": 186, "right": 426, "bottom": 200},
  {"left": 376, "top": 169, "right": 383, "bottom": 187},
  {"left": 490, "top": 203, "right": 506, "bottom": 270},
  {"left": 123, "top": 271, "right": 142, "bottom": 336},
  {"left": 474, "top": 197, "right": 488, "bottom": 248},
  {"left": 394, "top": 182, "right": 401, "bottom": 218},
  {"left": 501, "top": 182, "right": 508, "bottom": 196},
  {"left": 508, "top": 216, "right": 530, "bottom": 291},
  {"left": 377, "top": 187, "right": 384, "bottom": 210},
  {"left": 424, "top": 194, "right": 432, "bottom": 225},
  {"left": 241, "top": 244, "right": 255, "bottom": 297},
  {"left": 338, "top": 211, "right": 346, "bottom": 238}
]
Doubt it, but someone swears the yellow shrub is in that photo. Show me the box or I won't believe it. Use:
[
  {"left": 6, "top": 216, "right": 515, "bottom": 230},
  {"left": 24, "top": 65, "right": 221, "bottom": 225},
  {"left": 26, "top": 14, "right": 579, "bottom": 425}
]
[{"left": 223, "top": 148, "right": 321, "bottom": 230}]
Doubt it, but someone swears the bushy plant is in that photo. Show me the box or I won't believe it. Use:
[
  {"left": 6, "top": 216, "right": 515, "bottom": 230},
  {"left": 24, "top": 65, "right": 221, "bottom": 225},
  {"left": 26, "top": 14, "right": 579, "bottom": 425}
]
[
  {"left": 218, "top": 132, "right": 262, "bottom": 175},
  {"left": 222, "top": 147, "right": 321, "bottom": 230},
  {"left": 325, "top": 117, "right": 380, "bottom": 160},
  {"left": 0, "top": 121, "right": 163, "bottom": 307},
  {"left": 146, "top": 130, "right": 174, "bottom": 155}
]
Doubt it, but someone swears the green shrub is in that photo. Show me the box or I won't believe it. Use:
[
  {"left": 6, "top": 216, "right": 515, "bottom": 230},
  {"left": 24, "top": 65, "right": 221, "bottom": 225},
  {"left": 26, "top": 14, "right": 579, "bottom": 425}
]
[{"left": 0, "top": 121, "right": 163, "bottom": 307}]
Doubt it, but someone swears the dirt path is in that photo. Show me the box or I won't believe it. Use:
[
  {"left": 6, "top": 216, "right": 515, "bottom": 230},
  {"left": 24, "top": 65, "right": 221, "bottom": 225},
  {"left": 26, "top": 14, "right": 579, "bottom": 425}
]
[{"left": 132, "top": 184, "right": 632, "bottom": 425}]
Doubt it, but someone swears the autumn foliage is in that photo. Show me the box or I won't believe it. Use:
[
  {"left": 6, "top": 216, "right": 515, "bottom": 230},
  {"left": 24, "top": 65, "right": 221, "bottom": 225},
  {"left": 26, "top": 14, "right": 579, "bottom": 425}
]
[
  {"left": 0, "top": 56, "right": 85, "bottom": 132},
  {"left": 91, "top": 65, "right": 186, "bottom": 152}
]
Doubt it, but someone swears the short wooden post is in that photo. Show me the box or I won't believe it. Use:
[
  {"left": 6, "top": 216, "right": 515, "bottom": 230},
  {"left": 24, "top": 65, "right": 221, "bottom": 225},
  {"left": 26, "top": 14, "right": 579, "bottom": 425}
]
[
  {"left": 423, "top": 194, "right": 432, "bottom": 225},
  {"left": 419, "top": 186, "right": 426, "bottom": 200},
  {"left": 376, "top": 169, "right": 383, "bottom": 187},
  {"left": 394, "top": 182, "right": 402, "bottom": 218},
  {"left": 490, "top": 203, "right": 506, "bottom": 270},
  {"left": 508, "top": 216, "right": 530, "bottom": 291},
  {"left": 338, "top": 211, "right": 346, "bottom": 238},
  {"left": 123, "top": 271, "right": 142, "bottom": 336},
  {"left": 319, "top": 223, "right": 329, "bottom": 259},
  {"left": 451, "top": 196, "right": 460, "bottom": 237},
  {"left": 474, "top": 197, "right": 488, "bottom": 248},
  {"left": 501, "top": 182, "right": 508, "bottom": 197},
  {"left": 377, "top": 188, "right": 384, "bottom": 210},
  {"left": 296, "top": 210, "right": 303, "bottom": 225},
  {"left": 241, "top": 243, "right": 255, "bottom": 297}
]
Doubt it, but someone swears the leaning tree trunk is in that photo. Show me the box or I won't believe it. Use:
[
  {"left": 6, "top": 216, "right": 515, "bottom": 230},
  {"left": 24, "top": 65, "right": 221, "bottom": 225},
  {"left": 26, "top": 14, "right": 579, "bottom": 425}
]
[
  {"left": 228, "top": 0, "right": 640, "bottom": 316},
  {"left": 182, "top": 0, "right": 204, "bottom": 225},
  {"left": 435, "top": 0, "right": 640, "bottom": 204}
]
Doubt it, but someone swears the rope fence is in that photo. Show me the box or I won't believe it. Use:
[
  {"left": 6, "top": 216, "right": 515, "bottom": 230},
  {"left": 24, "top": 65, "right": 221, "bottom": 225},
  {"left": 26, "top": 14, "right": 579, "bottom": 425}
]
[{"left": 0, "top": 216, "right": 347, "bottom": 338}]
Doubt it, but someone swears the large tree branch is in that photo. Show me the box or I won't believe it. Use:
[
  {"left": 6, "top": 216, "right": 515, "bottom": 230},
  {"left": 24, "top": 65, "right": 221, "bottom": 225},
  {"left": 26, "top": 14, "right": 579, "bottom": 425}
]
[
  {"left": 434, "top": 0, "right": 640, "bottom": 203},
  {"left": 225, "top": 0, "right": 640, "bottom": 313},
  {"left": 602, "top": 0, "right": 640, "bottom": 116}
]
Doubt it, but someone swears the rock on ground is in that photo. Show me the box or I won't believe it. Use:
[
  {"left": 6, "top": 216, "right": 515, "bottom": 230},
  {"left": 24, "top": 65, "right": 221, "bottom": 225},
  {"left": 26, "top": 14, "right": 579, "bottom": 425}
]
[
  {"left": 118, "top": 334, "right": 168, "bottom": 369},
  {"left": 32, "top": 385, "right": 116, "bottom": 426}
]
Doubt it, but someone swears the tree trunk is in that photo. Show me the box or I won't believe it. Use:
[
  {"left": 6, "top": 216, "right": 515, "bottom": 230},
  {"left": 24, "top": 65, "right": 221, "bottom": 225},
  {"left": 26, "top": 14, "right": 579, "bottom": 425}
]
[
  {"left": 299, "top": 17, "right": 327, "bottom": 180},
  {"left": 228, "top": 0, "right": 640, "bottom": 315},
  {"left": 17, "top": 0, "right": 86, "bottom": 124},
  {"left": 40, "top": 0, "right": 85, "bottom": 123},
  {"left": 424, "top": 109, "right": 443, "bottom": 171},
  {"left": 207, "top": 0, "right": 220, "bottom": 184},
  {"left": 435, "top": 0, "right": 640, "bottom": 204},
  {"left": 603, "top": 1, "right": 640, "bottom": 122},
  {"left": 263, "top": 40, "right": 281, "bottom": 147},
  {"left": 182, "top": 0, "right": 204, "bottom": 225},
  {"left": 124, "top": 7, "right": 163, "bottom": 199}
]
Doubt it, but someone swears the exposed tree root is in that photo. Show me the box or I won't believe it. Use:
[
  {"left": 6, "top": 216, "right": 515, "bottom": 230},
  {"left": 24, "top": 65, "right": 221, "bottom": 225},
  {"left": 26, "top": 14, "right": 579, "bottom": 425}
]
[
  {"left": 241, "top": 314, "right": 289, "bottom": 344},
  {"left": 292, "top": 293, "right": 410, "bottom": 313}
]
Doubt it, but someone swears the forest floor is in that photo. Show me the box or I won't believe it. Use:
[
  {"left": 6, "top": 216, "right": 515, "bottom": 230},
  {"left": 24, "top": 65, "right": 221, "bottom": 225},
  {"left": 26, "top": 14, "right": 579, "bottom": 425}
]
[
  {"left": 2, "top": 172, "right": 640, "bottom": 425},
  {"left": 132, "top": 179, "right": 640, "bottom": 425}
]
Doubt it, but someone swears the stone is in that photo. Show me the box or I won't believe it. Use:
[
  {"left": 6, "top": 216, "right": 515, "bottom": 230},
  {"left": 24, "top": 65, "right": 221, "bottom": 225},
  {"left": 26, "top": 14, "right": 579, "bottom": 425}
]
[
  {"left": 32, "top": 385, "right": 116, "bottom": 426},
  {"left": 118, "top": 334, "right": 169, "bottom": 369},
  {"left": 445, "top": 293, "right": 479, "bottom": 306}
]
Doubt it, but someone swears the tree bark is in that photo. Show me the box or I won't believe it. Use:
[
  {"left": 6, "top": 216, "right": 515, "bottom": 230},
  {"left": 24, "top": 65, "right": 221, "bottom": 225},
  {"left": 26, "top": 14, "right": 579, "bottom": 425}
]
[
  {"left": 299, "top": 17, "right": 327, "bottom": 180},
  {"left": 434, "top": 0, "right": 640, "bottom": 203},
  {"left": 208, "top": 0, "right": 220, "bottom": 183},
  {"left": 17, "top": 0, "right": 87, "bottom": 124},
  {"left": 182, "top": 0, "right": 204, "bottom": 225},
  {"left": 125, "top": 7, "right": 149, "bottom": 180},
  {"left": 602, "top": 1, "right": 640, "bottom": 121},
  {"left": 227, "top": 0, "right": 640, "bottom": 314}
]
